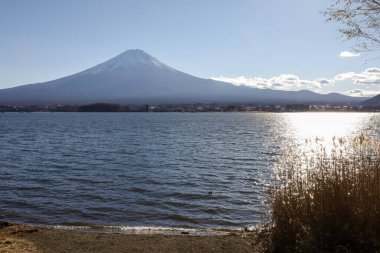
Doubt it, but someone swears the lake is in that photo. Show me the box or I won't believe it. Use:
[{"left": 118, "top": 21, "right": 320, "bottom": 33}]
[{"left": 0, "top": 112, "right": 374, "bottom": 230}]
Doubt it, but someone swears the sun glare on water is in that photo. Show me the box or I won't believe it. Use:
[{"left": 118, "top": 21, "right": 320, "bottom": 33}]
[{"left": 284, "top": 112, "right": 371, "bottom": 149}]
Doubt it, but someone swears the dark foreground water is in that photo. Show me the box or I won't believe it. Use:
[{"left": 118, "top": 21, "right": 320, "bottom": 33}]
[{"left": 0, "top": 112, "right": 373, "bottom": 229}]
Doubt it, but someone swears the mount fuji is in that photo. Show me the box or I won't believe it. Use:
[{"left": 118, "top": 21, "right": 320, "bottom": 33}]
[{"left": 0, "top": 49, "right": 366, "bottom": 105}]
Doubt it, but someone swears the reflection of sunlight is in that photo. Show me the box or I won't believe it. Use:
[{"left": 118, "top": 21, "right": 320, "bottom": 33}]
[{"left": 284, "top": 113, "right": 370, "bottom": 148}]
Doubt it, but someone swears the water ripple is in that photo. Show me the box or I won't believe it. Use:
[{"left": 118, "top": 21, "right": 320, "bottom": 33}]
[{"left": 0, "top": 112, "right": 371, "bottom": 229}]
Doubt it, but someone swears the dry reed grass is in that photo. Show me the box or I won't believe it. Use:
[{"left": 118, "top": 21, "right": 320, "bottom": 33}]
[{"left": 270, "top": 131, "right": 380, "bottom": 252}]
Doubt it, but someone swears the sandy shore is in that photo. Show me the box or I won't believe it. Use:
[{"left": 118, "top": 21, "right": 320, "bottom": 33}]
[{"left": 0, "top": 223, "right": 265, "bottom": 253}]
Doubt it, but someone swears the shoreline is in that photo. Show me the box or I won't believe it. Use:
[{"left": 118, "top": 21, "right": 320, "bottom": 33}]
[
  {"left": 0, "top": 223, "right": 264, "bottom": 253},
  {"left": 0, "top": 220, "right": 245, "bottom": 236},
  {"left": 29, "top": 223, "right": 236, "bottom": 236},
  {"left": 1, "top": 110, "right": 379, "bottom": 113}
]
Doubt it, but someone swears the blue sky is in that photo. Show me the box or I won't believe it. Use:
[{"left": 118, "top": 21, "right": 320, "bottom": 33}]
[{"left": 0, "top": 0, "right": 379, "bottom": 96}]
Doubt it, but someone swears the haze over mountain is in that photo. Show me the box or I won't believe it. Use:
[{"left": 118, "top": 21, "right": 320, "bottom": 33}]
[{"left": 0, "top": 49, "right": 367, "bottom": 105}]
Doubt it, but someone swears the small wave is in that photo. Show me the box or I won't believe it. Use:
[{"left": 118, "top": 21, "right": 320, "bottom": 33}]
[
  {"left": 14, "top": 186, "right": 44, "bottom": 191},
  {"left": 201, "top": 208, "right": 219, "bottom": 215},
  {"left": 220, "top": 157, "right": 260, "bottom": 162},
  {"left": 166, "top": 192, "right": 215, "bottom": 201},
  {"left": 65, "top": 177, "right": 114, "bottom": 184},
  {"left": 129, "top": 187, "right": 149, "bottom": 193},
  {"left": 27, "top": 178, "right": 55, "bottom": 184},
  {"left": 162, "top": 201, "right": 195, "bottom": 208},
  {"left": 86, "top": 206, "right": 119, "bottom": 213},
  {"left": 53, "top": 224, "right": 230, "bottom": 236}
]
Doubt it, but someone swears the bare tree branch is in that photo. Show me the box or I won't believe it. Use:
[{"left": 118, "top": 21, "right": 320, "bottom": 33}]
[{"left": 324, "top": 0, "right": 380, "bottom": 51}]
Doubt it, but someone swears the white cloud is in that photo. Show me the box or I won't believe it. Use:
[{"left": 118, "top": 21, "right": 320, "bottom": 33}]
[
  {"left": 335, "top": 67, "right": 380, "bottom": 85},
  {"left": 317, "top": 78, "right": 335, "bottom": 85},
  {"left": 339, "top": 51, "right": 360, "bottom": 58},
  {"left": 211, "top": 76, "right": 271, "bottom": 89},
  {"left": 366, "top": 68, "right": 380, "bottom": 73},
  {"left": 211, "top": 67, "right": 380, "bottom": 97},
  {"left": 345, "top": 89, "right": 380, "bottom": 97},
  {"left": 211, "top": 74, "right": 334, "bottom": 91},
  {"left": 269, "top": 74, "right": 303, "bottom": 90}
]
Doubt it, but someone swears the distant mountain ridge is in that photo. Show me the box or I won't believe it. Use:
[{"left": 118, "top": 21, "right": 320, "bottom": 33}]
[
  {"left": 361, "top": 94, "right": 380, "bottom": 106},
  {"left": 0, "top": 49, "right": 367, "bottom": 105}
]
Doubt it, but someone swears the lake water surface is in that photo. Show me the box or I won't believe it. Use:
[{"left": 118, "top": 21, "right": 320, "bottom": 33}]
[{"left": 0, "top": 112, "right": 374, "bottom": 229}]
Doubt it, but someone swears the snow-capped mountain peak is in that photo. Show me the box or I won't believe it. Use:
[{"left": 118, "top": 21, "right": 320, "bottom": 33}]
[{"left": 80, "top": 49, "right": 176, "bottom": 75}]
